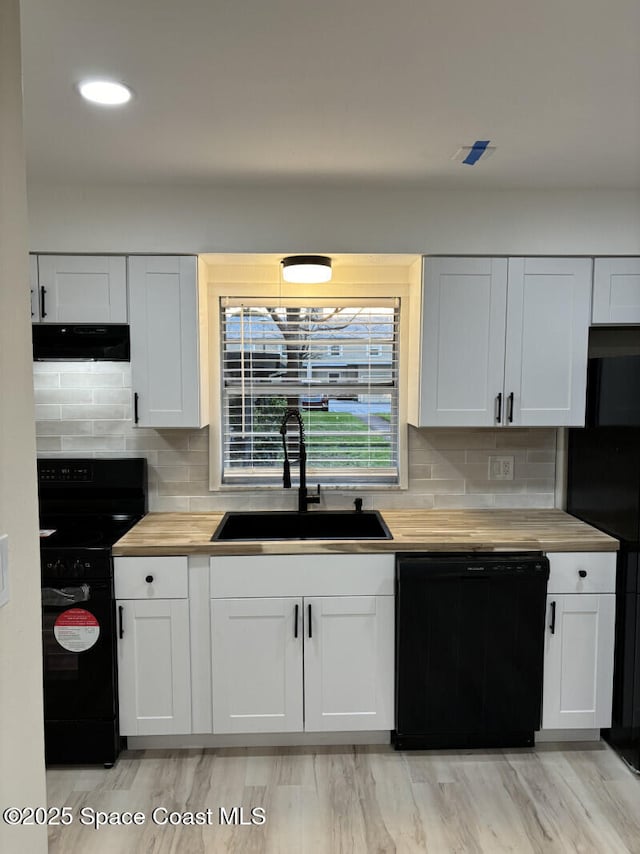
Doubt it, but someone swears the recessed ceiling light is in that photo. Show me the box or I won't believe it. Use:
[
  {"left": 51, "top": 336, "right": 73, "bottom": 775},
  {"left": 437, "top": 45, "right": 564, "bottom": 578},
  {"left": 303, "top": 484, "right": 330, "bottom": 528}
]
[{"left": 77, "top": 79, "right": 133, "bottom": 106}]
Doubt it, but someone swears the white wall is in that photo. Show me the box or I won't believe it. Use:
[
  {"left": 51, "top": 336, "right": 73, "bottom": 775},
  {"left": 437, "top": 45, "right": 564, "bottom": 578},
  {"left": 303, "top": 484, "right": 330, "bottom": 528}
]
[
  {"left": 0, "top": 1, "right": 47, "bottom": 852},
  {"left": 27, "top": 183, "right": 640, "bottom": 256}
]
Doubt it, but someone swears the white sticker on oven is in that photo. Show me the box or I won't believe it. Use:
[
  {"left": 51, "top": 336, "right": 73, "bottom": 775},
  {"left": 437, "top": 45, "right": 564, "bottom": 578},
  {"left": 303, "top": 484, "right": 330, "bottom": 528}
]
[{"left": 54, "top": 608, "right": 100, "bottom": 652}]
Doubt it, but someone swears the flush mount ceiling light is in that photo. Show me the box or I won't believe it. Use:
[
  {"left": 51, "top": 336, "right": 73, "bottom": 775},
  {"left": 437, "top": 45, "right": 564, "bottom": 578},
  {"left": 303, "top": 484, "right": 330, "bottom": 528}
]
[
  {"left": 77, "top": 79, "right": 133, "bottom": 106},
  {"left": 281, "top": 255, "right": 332, "bottom": 283}
]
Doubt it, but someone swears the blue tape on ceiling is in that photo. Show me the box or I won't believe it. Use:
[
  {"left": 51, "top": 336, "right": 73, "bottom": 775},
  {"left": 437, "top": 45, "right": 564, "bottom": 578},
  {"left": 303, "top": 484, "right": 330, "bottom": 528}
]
[{"left": 462, "top": 140, "right": 490, "bottom": 165}]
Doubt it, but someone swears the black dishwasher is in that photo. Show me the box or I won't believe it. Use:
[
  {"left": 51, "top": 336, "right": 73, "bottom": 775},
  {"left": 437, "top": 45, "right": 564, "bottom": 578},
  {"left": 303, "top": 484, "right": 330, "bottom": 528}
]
[{"left": 394, "top": 552, "right": 549, "bottom": 750}]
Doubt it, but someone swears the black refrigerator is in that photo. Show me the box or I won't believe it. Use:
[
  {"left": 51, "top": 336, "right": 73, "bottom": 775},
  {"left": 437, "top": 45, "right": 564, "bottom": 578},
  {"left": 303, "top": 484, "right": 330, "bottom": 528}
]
[{"left": 567, "top": 353, "right": 640, "bottom": 773}]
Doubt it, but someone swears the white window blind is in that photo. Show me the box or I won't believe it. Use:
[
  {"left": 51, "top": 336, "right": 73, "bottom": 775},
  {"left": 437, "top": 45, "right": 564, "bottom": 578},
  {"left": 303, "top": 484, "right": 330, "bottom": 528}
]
[{"left": 220, "top": 297, "right": 400, "bottom": 485}]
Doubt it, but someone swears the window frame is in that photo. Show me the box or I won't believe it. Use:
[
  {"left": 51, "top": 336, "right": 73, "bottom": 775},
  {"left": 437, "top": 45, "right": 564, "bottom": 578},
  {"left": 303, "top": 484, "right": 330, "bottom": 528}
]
[{"left": 207, "top": 276, "right": 410, "bottom": 493}]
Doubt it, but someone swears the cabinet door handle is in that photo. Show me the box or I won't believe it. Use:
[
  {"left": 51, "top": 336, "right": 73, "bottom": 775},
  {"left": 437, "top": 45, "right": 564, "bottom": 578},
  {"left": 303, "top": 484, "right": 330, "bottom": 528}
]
[
  {"left": 308, "top": 603, "right": 312, "bottom": 639},
  {"left": 40, "top": 286, "right": 47, "bottom": 319},
  {"left": 294, "top": 603, "right": 299, "bottom": 639},
  {"left": 507, "top": 392, "right": 514, "bottom": 423},
  {"left": 145, "top": 575, "right": 154, "bottom": 583},
  {"left": 134, "top": 392, "right": 140, "bottom": 425},
  {"left": 118, "top": 605, "right": 124, "bottom": 639},
  {"left": 495, "top": 393, "right": 503, "bottom": 424},
  {"left": 549, "top": 601, "right": 556, "bottom": 635},
  {"left": 578, "top": 569, "right": 587, "bottom": 578},
  {"left": 30, "top": 289, "right": 35, "bottom": 318}
]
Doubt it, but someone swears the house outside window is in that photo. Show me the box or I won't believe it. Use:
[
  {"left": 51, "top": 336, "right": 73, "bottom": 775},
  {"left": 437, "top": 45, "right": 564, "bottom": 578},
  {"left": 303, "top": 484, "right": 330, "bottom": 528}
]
[{"left": 219, "top": 297, "right": 400, "bottom": 486}]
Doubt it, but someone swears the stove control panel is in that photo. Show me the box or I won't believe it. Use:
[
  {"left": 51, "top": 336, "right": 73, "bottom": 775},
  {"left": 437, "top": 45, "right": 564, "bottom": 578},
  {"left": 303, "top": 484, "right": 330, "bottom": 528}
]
[
  {"left": 39, "top": 463, "right": 93, "bottom": 483},
  {"left": 41, "top": 554, "right": 110, "bottom": 579}
]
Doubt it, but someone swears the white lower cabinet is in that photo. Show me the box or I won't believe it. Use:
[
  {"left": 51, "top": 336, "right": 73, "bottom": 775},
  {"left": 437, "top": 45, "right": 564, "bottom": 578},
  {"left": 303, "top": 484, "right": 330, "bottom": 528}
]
[
  {"left": 210, "top": 555, "right": 395, "bottom": 735},
  {"left": 303, "top": 595, "right": 395, "bottom": 732},
  {"left": 115, "top": 557, "right": 192, "bottom": 736},
  {"left": 117, "top": 599, "right": 191, "bottom": 736},
  {"left": 116, "top": 548, "right": 621, "bottom": 743},
  {"left": 542, "top": 552, "right": 616, "bottom": 730},
  {"left": 211, "top": 597, "right": 304, "bottom": 733}
]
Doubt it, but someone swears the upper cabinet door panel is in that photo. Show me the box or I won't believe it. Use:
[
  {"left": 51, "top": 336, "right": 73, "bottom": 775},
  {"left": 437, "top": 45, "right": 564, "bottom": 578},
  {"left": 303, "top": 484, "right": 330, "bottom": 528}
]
[
  {"left": 419, "top": 258, "right": 508, "bottom": 427},
  {"left": 593, "top": 258, "right": 640, "bottom": 324},
  {"left": 128, "top": 255, "right": 201, "bottom": 428},
  {"left": 504, "top": 258, "right": 592, "bottom": 427},
  {"left": 37, "top": 255, "right": 127, "bottom": 323}
]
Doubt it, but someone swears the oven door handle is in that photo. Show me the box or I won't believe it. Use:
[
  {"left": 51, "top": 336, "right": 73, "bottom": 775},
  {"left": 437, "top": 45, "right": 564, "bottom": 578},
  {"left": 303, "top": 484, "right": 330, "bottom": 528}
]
[{"left": 118, "top": 605, "right": 124, "bottom": 639}]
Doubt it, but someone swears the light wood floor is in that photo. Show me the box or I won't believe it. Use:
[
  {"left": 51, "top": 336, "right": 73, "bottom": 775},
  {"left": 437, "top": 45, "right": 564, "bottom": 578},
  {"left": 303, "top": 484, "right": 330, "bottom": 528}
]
[{"left": 46, "top": 742, "right": 640, "bottom": 853}]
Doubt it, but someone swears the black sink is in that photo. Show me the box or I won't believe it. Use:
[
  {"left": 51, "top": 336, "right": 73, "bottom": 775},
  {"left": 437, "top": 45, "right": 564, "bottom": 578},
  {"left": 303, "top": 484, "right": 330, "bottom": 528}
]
[{"left": 211, "top": 510, "right": 392, "bottom": 541}]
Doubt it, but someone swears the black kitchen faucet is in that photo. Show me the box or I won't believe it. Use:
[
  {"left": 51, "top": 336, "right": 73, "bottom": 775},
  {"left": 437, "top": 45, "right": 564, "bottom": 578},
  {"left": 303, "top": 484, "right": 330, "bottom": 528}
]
[{"left": 279, "top": 408, "right": 321, "bottom": 512}]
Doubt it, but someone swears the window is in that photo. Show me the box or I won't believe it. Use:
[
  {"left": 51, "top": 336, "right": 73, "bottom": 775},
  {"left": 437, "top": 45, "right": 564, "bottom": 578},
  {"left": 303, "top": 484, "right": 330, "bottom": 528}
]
[{"left": 220, "top": 297, "right": 400, "bottom": 485}]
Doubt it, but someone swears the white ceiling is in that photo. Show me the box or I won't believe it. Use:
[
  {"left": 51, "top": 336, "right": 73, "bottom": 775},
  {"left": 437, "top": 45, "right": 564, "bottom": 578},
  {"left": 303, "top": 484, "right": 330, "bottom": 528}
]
[{"left": 19, "top": 0, "right": 640, "bottom": 189}]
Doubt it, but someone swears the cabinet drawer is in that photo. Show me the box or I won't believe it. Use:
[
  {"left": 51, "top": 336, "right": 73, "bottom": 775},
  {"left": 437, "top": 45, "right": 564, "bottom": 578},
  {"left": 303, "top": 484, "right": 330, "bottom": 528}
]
[
  {"left": 114, "top": 556, "right": 188, "bottom": 599},
  {"left": 547, "top": 552, "right": 616, "bottom": 594},
  {"left": 210, "top": 554, "right": 394, "bottom": 598}
]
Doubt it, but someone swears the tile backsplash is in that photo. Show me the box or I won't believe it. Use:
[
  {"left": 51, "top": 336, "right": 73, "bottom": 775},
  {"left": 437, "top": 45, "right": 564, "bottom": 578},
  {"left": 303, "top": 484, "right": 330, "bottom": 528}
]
[{"left": 34, "top": 362, "right": 556, "bottom": 512}]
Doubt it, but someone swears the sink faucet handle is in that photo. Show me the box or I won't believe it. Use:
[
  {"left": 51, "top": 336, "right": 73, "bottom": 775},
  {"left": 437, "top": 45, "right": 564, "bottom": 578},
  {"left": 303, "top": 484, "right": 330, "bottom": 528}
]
[{"left": 354, "top": 497, "right": 363, "bottom": 513}]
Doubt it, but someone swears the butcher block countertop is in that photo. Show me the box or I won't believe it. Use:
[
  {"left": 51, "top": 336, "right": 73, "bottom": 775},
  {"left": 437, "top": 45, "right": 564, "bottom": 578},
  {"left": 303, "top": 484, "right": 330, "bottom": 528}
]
[{"left": 112, "top": 509, "right": 618, "bottom": 556}]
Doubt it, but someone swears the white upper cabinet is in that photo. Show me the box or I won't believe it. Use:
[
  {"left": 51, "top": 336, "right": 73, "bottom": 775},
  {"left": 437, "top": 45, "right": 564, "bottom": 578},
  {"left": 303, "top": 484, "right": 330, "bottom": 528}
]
[
  {"left": 128, "top": 255, "right": 208, "bottom": 429},
  {"left": 505, "top": 258, "right": 592, "bottom": 427},
  {"left": 35, "top": 255, "right": 127, "bottom": 323},
  {"left": 411, "top": 257, "right": 592, "bottom": 428},
  {"left": 415, "top": 257, "right": 508, "bottom": 427},
  {"left": 592, "top": 258, "right": 640, "bottom": 324}
]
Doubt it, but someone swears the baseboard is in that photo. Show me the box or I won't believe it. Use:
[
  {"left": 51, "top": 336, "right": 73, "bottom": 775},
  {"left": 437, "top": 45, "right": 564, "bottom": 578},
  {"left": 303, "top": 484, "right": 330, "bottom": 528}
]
[
  {"left": 125, "top": 728, "right": 602, "bottom": 751},
  {"left": 535, "top": 728, "right": 601, "bottom": 743},
  {"left": 126, "top": 731, "right": 392, "bottom": 750}
]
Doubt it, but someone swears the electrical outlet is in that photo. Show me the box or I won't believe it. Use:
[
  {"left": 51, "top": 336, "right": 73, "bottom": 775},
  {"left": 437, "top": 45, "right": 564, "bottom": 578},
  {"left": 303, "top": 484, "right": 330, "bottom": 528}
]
[{"left": 489, "top": 456, "right": 514, "bottom": 481}]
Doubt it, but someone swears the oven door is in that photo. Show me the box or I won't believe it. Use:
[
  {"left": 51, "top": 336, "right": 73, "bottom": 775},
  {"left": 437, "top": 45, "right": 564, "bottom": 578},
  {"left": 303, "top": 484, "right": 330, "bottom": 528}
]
[{"left": 41, "top": 581, "right": 116, "bottom": 722}]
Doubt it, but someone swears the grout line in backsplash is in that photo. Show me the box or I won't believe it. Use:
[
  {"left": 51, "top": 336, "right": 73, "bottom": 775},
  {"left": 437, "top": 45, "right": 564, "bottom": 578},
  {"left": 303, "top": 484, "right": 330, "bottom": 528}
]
[{"left": 33, "top": 363, "right": 558, "bottom": 511}]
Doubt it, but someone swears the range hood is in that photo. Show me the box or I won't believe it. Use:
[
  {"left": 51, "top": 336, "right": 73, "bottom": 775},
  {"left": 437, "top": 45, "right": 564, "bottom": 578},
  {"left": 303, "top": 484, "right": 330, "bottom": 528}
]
[{"left": 32, "top": 324, "right": 130, "bottom": 361}]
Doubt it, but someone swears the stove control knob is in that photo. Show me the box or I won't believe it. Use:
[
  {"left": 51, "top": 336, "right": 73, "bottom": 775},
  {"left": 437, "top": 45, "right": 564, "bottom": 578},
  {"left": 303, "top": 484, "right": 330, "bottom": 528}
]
[{"left": 72, "top": 560, "right": 85, "bottom": 576}]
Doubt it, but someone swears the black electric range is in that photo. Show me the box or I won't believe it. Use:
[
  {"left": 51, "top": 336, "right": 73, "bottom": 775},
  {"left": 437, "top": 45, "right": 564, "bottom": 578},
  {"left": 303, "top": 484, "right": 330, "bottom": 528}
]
[{"left": 38, "top": 458, "right": 147, "bottom": 766}]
